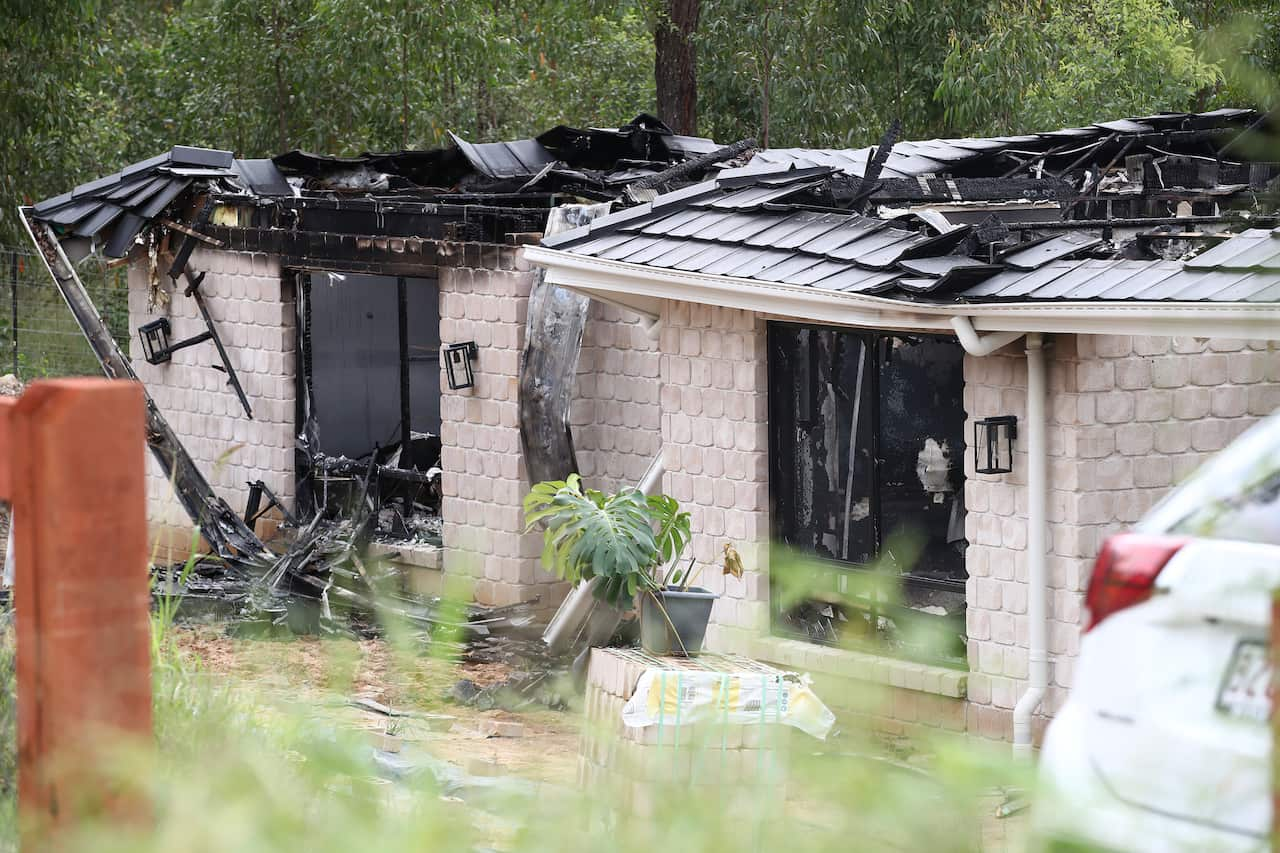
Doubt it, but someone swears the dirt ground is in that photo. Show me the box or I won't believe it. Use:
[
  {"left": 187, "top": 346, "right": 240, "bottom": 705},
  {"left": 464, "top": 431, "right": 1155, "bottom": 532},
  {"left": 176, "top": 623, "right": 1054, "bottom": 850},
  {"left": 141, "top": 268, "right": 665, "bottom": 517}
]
[
  {"left": 173, "top": 623, "right": 1029, "bottom": 850},
  {"left": 173, "top": 624, "right": 581, "bottom": 785}
]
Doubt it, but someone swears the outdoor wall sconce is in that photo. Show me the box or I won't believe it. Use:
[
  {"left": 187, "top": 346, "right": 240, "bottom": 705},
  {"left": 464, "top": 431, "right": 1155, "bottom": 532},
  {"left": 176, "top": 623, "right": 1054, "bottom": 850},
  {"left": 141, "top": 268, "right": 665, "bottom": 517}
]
[
  {"left": 974, "top": 415, "right": 1018, "bottom": 475},
  {"left": 137, "top": 317, "right": 212, "bottom": 366},
  {"left": 444, "top": 341, "right": 479, "bottom": 390}
]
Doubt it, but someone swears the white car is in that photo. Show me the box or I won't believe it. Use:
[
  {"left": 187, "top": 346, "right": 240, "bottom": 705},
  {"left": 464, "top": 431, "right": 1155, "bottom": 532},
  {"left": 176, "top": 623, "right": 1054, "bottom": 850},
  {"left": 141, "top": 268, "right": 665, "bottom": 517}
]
[{"left": 1036, "top": 415, "right": 1279, "bottom": 852}]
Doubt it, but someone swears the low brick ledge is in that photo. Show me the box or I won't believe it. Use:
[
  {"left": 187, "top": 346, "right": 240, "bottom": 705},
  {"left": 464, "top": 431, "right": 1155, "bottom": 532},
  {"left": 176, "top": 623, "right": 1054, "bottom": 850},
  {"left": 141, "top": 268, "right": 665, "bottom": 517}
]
[{"left": 752, "top": 636, "right": 967, "bottom": 699}]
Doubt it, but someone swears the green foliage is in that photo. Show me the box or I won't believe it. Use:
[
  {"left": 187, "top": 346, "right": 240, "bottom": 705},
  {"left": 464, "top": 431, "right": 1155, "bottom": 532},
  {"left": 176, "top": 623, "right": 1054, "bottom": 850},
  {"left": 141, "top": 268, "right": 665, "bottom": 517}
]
[
  {"left": 524, "top": 474, "right": 690, "bottom": 607},
  {"left": 0, "top": 630, "right": 1029, "bottom": 852},
  {"left": 0, "top": 0, "right": 657, "bottom": 244},
  {"left": 1188, "top": 1, "right": 1280, "bottom": 112},
  {"left": 698, "top": 0, "right": 993, "bottom": 147},
  {"left": 0, "top": 0, "right": 130, "bottom": 240},
  {"left": 937, "top": 0, "right": 1224, "bottom": 135},
  {"left": 2, "top": 0, "right": 1277, "bottom": 249}
]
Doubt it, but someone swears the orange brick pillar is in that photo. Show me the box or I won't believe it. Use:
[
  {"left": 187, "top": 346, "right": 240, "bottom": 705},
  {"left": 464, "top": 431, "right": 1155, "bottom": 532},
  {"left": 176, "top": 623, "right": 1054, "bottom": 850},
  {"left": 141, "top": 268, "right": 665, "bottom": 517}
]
[{"left": 3, "top": 379, "right": 151, "bottom": 840}]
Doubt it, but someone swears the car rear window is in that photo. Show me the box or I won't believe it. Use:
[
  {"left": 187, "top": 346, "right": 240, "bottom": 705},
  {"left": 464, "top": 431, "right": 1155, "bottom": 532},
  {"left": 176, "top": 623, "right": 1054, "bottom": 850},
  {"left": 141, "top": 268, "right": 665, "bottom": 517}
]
[
  {"left": 1142, "top": 413, "right": 1280, "bottom": 546},
  {"left": 1167, "top": 469, "right": 1280, "bottom": 545}
]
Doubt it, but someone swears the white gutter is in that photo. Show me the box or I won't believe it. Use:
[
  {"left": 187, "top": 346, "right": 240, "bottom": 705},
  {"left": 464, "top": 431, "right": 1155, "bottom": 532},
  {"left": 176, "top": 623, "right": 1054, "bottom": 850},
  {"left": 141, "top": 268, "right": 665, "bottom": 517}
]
[
  {"left": 1013, "top": 333, "right": 1048, "bottom": 756},
  {"left": 950, "top": 320, "right": 1047, "bottom": 756},
  {"left": 522, "top": 245, "right": 1280, "bottom": 341}
]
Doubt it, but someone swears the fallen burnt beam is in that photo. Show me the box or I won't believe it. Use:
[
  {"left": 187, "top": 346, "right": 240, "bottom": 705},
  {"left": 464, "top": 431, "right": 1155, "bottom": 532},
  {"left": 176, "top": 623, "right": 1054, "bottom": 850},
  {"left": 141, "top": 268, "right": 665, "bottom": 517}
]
[
  {"left": 178, "top": 265, "right": 254, "bottom": 419},
  {"left": 627, "top": 136, "right": 757, "bottom": 192},
  {"left": 848, "top": 120, "right": 900, "bottom": 213},
  {"left": 19, "top": 208, "right": 269, "bottom": 561}
]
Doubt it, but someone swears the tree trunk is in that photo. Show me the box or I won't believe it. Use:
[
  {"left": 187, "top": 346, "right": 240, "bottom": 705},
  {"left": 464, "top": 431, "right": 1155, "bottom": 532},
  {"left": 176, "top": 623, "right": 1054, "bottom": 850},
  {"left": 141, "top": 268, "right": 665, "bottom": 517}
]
[{"left": 654, "top": 0, "right": 700, "bottom": 136}]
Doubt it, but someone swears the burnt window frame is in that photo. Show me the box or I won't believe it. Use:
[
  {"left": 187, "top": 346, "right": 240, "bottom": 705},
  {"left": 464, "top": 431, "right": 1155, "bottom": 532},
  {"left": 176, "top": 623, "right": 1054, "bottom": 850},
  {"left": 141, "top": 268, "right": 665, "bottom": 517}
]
[
  {"left": 291, "top": 267, "right": 444, "bottom": 539},
  {"left": 766, "top": 321, "right": 968, "bottom": 667}
]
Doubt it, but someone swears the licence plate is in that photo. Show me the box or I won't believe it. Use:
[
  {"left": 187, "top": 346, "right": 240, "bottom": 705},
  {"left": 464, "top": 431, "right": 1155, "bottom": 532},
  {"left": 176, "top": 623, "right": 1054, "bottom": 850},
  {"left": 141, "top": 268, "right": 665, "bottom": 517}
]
[{"left": 1216, "top": 640, "right": 1272, "bottom": 722}]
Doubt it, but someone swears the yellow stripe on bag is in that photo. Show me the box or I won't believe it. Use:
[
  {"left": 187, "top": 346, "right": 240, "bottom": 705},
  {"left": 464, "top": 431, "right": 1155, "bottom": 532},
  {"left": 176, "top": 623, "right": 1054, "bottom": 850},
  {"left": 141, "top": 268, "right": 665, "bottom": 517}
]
[{"left": 646, "top": 671, "right": 684, "bottom": 719}]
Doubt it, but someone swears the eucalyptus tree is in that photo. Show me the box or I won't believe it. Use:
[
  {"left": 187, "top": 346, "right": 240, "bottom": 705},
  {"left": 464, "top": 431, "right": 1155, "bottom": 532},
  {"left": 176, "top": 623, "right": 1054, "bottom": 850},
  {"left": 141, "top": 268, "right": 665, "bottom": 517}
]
[{"left": 936, "top": 0, "right": 1225, "bottom": 136}]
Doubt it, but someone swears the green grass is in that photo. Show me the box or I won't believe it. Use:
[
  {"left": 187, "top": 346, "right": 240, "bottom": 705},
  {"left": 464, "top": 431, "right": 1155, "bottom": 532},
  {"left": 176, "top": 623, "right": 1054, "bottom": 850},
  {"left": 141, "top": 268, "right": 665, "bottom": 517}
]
[{"left": 0, "top": 585, "right": 1038, "bottom": 853}]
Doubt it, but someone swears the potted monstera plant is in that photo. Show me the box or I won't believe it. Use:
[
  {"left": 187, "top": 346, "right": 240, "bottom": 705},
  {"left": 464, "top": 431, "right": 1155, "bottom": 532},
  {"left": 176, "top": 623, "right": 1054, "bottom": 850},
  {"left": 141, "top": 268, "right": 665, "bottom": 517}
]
[{"left": 523, "top": 474, "right": 715, "bottom": 655}]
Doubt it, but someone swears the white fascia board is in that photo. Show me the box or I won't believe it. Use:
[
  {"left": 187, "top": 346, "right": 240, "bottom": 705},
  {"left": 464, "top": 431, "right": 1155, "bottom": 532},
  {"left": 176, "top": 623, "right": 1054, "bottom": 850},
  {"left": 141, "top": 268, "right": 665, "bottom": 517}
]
[
  {"left": 529, "top": 247, "right": 955, "bottom": 333},
  {"left": 523, "top": 245, "right": 1280, "bottom": 340}
]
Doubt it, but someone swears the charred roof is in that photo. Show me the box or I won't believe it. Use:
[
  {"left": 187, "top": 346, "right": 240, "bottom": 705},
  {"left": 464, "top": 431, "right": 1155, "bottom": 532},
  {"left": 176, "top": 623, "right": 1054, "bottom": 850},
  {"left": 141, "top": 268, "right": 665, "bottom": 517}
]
[
  {"left": 541, "top": 108, "right": 1280, "bottom": 306},
  {"left": 29, "top": 114, "right": 736, "bottom": 260}
]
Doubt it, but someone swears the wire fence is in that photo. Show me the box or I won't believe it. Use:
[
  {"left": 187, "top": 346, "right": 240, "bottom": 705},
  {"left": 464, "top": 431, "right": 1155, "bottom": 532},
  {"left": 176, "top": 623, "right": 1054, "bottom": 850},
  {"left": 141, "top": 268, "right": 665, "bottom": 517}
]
[{"left": 0, "top": 243, "right": 131, "bottom": 379}]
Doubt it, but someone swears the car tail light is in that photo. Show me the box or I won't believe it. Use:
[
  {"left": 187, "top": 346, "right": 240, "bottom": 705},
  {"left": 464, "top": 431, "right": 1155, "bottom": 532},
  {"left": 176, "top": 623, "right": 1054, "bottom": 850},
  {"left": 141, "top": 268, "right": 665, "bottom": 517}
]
[{"left": 1085, "top": 533, "right": 1187, "bottom": 631}]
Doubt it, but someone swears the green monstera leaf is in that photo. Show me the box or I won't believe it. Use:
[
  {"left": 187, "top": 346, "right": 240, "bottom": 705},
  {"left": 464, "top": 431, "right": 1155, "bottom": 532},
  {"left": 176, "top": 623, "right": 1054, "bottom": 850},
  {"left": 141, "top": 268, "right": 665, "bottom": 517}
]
[{"left": 523, "top": 474, "right": 690, "bottom": 609}]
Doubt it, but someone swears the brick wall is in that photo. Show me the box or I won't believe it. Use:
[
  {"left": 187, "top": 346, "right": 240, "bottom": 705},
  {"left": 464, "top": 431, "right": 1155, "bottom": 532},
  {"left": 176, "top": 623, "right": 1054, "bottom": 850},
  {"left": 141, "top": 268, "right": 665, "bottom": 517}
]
[
  {"left": 439, "top": 248, "right": 670, "bottom": 612},
  {"left": 125, "top": 238, "right": 658, "bottom": 612},
  {"left": 437, "top": 248, "right": 557, "bottom": 609},
  {"left": 657, "top": 301, "right": 771, "bottom": 656},
  {"left": 963, "top": 334, "right": 1280, "bottom": 741},
  {"left": 573, "top": 300, "right": 662, "bottom": 494},
  {"left": 127, "top": 247, "right": 295, "bottom": 548}
]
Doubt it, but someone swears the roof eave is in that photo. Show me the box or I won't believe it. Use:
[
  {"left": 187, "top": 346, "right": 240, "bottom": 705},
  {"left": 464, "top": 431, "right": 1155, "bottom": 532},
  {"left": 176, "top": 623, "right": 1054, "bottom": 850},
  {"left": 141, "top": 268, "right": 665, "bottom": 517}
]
[{"left": 523, "top": 245, "right": 1280, "bottom": 341}]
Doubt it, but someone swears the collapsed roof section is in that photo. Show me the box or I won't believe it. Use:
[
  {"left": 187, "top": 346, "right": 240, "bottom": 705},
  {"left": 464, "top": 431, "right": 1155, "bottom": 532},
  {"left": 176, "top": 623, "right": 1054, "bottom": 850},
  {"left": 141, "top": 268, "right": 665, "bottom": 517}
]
[
  {"left": 539, "top": 165, "right": 1280, "bottom": 303},
  {"left": 530, "top": 108, "right": 1280, "bottom": 338},
  {"left": 28, "top": 113, "right": 732, "bottom": 263},
  {"left": 21, "top": 114, "right": 737, "bottom": 566},
  {"left": 744, "top": 108, "right": 1263, "bottom": 180}
]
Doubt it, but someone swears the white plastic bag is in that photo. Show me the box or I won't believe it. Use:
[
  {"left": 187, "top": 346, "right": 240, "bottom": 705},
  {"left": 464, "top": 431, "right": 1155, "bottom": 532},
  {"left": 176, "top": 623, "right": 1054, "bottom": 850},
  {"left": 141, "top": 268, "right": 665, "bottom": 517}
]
[{"left": 621, "top": 669, "right": 835, "bottom": 740}]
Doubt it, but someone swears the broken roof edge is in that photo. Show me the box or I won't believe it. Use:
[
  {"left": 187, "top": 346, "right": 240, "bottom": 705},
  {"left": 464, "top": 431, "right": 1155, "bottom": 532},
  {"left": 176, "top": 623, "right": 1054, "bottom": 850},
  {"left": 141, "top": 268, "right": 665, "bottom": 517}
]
[{"left": 522, "top": 244, "right": 1280, "bottom": 342}]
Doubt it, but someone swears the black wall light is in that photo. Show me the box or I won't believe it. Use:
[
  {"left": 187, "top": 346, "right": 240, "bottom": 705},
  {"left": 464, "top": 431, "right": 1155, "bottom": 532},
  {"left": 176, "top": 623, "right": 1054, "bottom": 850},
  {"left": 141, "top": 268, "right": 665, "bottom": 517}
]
[
  {"left": 444, "top": 342, "right": 479, "bottom": 390},
  {"left": 974, "top": 415, "right": 1018, "bottom": 475},
  {"left": 137, "top": 318, "right": 212, "bottom": 366}
]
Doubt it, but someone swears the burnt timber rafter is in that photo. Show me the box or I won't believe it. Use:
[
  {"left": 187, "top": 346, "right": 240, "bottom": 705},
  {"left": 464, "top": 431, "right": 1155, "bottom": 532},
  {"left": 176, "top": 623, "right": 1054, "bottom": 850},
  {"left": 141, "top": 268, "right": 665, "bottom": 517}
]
[{"left": 19, "top": 208, "right": 269, "bottom": 561}]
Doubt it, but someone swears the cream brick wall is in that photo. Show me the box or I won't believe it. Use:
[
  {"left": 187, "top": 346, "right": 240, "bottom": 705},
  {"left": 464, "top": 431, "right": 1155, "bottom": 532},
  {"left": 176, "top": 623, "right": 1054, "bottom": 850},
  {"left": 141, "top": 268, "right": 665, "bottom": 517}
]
[
  {"left": 572, "top": 300, "right": 663, "bottom": 494},
  {"left": 440, "top": 248, "right": 669, "bottom": 612},
  {"left": 657, "top": 301, "right": 771, "bottom": 657},
  {"left": 438, "top": 251, "right": 560, "bottom": 609},
  {"left": 127, "top": 247, "right": 295, "bottom": 546},
  {"left": 964, "top": 334, "right": 1280, "bottom": 741}
]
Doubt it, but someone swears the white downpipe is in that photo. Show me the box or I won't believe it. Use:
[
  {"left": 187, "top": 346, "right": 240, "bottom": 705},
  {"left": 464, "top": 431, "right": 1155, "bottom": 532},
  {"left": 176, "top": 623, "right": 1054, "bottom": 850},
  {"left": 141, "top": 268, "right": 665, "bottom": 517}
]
[
  {"left": 1012, "top": 333, "right": 1048, "bottom": 757},
  {"left": 950, "top": 315, "right": 1024, "bottom": 356},
  {"left": 637, "top": 451, "right": 666, "bottom": 495},
  {"left": 952, "top": 317, "right": 1048, "bottom": 756}
]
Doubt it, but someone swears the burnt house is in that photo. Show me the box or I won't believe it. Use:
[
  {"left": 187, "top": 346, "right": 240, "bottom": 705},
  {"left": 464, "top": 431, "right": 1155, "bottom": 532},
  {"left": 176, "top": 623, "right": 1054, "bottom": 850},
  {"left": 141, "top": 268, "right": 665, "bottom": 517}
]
[
  {"left": 23, "top": 106, "right": 1280, "bottom": 747},
  {"left": 526, "top": 108, "right": 1280, "bottom": 744},
  {"left": 21, "top": 115, "right": 742, "bottom": 611}
]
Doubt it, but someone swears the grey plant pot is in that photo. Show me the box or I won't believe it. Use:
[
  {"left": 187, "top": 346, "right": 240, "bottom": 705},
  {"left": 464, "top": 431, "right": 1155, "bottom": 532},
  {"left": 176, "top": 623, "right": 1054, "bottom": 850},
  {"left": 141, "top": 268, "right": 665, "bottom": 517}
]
[{"left": 640, "top": 587, "right": 717, "bottom": 656}]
